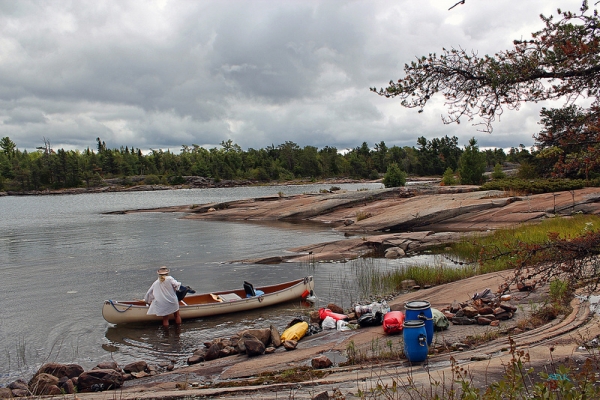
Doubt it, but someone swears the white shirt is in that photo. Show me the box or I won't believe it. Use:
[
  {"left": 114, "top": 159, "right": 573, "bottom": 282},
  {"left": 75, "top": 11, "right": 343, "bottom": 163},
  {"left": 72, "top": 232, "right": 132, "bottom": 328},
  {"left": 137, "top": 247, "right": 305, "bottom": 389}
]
[{"left": 144, "top": 275, "right": 181, "bottom": 317}]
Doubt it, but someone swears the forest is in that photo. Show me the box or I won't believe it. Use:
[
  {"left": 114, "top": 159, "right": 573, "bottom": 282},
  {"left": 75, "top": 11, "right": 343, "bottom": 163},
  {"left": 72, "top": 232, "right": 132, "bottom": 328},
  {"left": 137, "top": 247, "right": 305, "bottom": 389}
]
[{"left": 0, "top": 135, "right": 545, "bottom": 192}]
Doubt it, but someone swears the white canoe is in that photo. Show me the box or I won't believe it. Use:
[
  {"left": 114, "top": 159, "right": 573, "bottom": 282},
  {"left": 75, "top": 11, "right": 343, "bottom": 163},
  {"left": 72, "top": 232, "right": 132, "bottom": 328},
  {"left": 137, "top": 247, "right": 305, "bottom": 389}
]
[{"left": 102, "top": 276, "right": 314, "bottom": 324}]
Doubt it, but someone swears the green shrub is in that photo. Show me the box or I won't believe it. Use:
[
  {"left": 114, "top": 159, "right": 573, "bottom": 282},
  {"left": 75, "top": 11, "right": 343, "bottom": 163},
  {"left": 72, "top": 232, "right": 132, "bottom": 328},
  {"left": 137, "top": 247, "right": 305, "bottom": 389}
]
[
  {"left": 480, "top": 178, "right": 586, "bottom": 194},
  {"left": 491, "top": 163, "right": 506, "bottom": 179},
  {"left": 144, "top": 174, "right": 161, "bottom": 185},
  {"left": 442, "top": 167, "right": 457, "bottom": 185},
  {"left": 170, "top": 175, "right": 186, "bottom": 185},
  {"left": 549, "top": 279, "right": 570, "bottom": 305},
  {"left": 517, "top": 161, "right": 539, "bottom": 179},
  {"left": 382, "top": 163, "right": 406, "bottom": 188}
]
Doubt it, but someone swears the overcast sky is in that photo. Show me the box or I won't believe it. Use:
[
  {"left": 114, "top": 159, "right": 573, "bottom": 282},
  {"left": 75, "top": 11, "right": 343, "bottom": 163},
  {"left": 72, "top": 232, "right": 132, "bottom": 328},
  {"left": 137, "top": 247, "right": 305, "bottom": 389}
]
[{"left": 0, "top": 0, "right": 589, "bottom": 154}]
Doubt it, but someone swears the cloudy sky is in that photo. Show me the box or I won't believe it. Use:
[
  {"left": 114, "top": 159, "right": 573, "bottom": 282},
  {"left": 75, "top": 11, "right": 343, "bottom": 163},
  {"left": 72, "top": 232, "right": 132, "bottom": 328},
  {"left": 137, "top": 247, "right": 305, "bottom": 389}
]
[{"left": 0, "top": 0, "right": 589, "bottom": 154}]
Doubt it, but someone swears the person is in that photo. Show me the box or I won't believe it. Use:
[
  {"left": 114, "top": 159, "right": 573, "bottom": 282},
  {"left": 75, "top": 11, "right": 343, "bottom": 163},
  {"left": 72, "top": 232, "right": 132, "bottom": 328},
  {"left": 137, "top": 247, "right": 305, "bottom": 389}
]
[{"left": 144, "top": 266, "right": 182, "bottom": 327}]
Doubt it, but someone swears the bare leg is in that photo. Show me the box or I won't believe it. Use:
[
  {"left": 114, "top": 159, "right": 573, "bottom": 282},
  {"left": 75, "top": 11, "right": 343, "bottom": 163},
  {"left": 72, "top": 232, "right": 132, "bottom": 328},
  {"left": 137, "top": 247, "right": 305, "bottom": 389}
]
[
  {"left": 162, "top": 315, "right": 170, "bottom": 327},
  {"left": 174, "top": 311, "right": 182, "bottom": 325}
]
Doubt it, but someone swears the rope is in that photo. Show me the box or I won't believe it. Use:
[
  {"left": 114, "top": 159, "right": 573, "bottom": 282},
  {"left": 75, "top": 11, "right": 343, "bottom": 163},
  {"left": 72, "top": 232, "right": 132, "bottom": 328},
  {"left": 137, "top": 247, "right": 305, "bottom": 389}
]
[{"left": 108, "top": 300, "right": 133, "bottom": 313}]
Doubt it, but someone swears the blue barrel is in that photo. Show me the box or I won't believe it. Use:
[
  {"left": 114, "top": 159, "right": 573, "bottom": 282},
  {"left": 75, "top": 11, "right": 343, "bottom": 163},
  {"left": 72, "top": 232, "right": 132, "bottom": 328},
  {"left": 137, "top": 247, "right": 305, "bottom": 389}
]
[
  {"left": 403, "top": 320, "right": 428, "bottom": 362},
  {"left": 405, "top": 300, "right": 433, "bottom": 345}
]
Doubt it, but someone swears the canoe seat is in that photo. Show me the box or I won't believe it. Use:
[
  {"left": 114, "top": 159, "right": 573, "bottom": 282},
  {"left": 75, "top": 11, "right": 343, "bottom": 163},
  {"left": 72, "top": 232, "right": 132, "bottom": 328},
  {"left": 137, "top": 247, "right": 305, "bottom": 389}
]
[{"left": 219, "top": 293, "right": 243, "bottom": 302}]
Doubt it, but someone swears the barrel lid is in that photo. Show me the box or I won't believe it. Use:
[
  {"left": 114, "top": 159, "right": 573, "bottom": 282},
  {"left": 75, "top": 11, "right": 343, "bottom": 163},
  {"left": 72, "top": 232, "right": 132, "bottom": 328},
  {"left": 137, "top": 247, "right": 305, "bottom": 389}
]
[
  {"left": 405, "top": 300, "right": 431, "bottom": 310},
  {"left": 403, "top": 320, "right": 425, "bottom": 328}
]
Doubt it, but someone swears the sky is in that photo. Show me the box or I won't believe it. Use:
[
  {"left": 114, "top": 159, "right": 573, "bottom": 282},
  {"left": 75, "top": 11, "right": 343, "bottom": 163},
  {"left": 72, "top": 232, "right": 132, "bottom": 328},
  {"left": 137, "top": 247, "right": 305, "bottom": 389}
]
[{"left": 0, "top": 0, "right": 590, "bottom": 154}]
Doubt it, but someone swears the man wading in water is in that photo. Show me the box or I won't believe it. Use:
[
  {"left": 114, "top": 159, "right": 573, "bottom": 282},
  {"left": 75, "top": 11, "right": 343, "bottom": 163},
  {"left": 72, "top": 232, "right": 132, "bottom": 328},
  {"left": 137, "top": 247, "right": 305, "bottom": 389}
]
[{"left": 144, "top": 266, "right": 182, "bottom": 327}]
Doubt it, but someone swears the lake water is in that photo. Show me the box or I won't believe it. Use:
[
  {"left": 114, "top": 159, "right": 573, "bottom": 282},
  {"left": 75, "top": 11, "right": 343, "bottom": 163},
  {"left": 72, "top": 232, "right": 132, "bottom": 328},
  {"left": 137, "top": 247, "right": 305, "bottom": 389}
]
[{"left": 0, "top": 182, "right": 440, "bottom": 384}]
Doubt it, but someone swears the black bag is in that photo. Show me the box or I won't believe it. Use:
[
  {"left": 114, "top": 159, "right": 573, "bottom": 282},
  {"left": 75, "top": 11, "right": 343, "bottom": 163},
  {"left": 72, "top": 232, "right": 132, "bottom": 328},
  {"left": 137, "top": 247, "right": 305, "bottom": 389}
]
[
  {"left": 357, "top": 312, "right": 383, "bottom": 327},
  {"left": 176, "top": 285, "right": 195, "bottom": 301},
  {"left": 243, "top": 281, "right": 256, "bottom": 297}
]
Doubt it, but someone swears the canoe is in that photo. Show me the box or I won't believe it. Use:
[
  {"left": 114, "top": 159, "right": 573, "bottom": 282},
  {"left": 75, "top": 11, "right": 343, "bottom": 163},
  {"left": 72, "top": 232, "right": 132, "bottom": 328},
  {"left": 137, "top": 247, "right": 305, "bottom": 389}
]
[{"left": 102, "top": 276, "right": 314, "bottom": 324}]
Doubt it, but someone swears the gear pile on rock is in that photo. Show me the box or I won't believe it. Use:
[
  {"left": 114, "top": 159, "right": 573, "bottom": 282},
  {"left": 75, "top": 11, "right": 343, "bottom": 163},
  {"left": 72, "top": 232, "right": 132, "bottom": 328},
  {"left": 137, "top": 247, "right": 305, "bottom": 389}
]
[{"left": 439, "top": 288, "right": 518, "bottom": 327}]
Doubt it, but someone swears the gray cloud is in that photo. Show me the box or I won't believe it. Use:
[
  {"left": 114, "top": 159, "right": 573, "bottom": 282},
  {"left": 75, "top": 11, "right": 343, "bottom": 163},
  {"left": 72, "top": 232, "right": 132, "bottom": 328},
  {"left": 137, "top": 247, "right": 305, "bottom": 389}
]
[{"left": 0, "top": 0, "right": 587, "bottom": 153}]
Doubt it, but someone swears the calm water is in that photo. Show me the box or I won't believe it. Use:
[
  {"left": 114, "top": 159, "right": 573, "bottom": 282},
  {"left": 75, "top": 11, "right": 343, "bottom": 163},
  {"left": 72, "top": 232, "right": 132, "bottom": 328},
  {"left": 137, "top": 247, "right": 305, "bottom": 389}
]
[{"left": 0, "top": 182, "right": 443, "bottom": 384}]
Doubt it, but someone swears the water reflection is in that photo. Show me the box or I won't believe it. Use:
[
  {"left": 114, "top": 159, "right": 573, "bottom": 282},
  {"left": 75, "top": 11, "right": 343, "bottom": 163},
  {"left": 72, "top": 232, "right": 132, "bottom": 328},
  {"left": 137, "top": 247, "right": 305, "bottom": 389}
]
[{"left": 102, "top": 300, "right": 314, "bottom": 366}]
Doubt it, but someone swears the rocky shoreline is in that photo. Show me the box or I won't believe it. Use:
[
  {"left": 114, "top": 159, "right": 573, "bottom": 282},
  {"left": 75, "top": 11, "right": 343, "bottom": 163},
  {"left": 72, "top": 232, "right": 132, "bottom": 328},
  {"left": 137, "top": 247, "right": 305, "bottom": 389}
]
[
  {"left": 3, "top": 184, "right": 600, "bottom": 398},
  {"left": 4, "top": 270, "right": 599, "bottom": 399}
]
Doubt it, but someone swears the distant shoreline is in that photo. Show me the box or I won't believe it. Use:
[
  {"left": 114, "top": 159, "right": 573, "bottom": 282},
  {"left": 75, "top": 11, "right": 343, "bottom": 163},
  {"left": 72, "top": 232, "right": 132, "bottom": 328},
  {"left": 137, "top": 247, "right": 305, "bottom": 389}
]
[{"left": 0, "top": 176, "right": 399, "bottom": 197}]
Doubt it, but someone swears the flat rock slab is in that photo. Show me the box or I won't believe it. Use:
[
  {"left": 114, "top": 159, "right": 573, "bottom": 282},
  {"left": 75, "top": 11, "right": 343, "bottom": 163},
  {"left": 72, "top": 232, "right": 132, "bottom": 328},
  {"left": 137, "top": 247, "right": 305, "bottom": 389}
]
[
  {"left": 130, "top": 186, "right": 600, "bottom": 263},
  {"left": 176, "top": 187, "right": 600, "bottom": 235}
]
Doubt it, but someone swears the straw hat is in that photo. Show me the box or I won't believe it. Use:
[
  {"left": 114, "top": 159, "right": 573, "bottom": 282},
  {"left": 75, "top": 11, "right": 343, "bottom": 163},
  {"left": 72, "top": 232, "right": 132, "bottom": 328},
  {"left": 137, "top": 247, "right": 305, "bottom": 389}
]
[{"left": 157, "top": 266, "right": 170, "bottom": 275}]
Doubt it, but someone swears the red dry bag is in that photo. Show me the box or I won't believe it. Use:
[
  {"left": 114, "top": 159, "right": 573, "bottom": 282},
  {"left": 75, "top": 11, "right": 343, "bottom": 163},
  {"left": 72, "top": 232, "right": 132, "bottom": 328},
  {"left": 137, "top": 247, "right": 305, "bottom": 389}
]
[
  {"left": 318, "top": 308, "right": 348, "bottom": 321},
  {"left": 383, "top": 311, "right": 405, "bottom": 334}
]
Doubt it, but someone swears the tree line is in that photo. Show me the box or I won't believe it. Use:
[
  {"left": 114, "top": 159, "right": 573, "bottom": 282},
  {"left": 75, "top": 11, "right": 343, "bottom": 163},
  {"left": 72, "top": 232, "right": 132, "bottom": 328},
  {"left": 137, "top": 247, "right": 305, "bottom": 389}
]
[{"left": 0, "top": 135, "right": 545, "bottom": 192}]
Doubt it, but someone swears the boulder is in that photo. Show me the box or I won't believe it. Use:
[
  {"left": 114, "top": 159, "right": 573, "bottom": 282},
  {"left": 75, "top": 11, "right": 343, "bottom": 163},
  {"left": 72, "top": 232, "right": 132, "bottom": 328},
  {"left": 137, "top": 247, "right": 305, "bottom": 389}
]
[
  {"left": 215, "top": 337, "right": 234, "bottom": 348},
  {"left": 33, "top": 362, "right": 84, "bottom": 380},
  {"left": 77, "top": 369, "right": 124, "bottom": 392},
  {"left": 95, "top": 361, "right": 119, "bottom": 371},
  {"left": 462, "top": 306, "right": 480, "bottom": 318},
  {"left": 384, "top": 247, "right": 405, "bottom": 259},
  {"left": 452, "top": 316, "right": 476, "bottom": 325},
  {"left": 11, "top": 389, "right": 30, "bottom": 397},
  {"left": 517, "top": 281, "right": 536, "bottom": 291},
  {"left": 219, "top": 346, "right": 236, "bottom": 358},
  {"left": 477, "top": 306, "right": 494, "bottom": 315},
  {"left": 229, "top": 334, "right": 241, "bottom": 346},
  {"left": 238, "top": 328, "right": 271, "bottom": 346},
  {"left": 28, "top": 373, "right": 59, "bottom": 396},
  {"left": 311, "top": 355, "right": 333, "bottom": 369},
  {"left": 189, "top": 348, "right": 207, "bottom": 364},
  {"left": 44, "top": 386, "right": 62, "bottom": 395},
  {"left": 205, "top": 342, "right": 223, "bottom": 361},
  {"left": 494, "top": 311, "right": 512, "bottom": 320},
  {"left": 270, "top": 324, "right": 282, "bottom": 347},
  {"left": 477, "top": 316, "right": 493, "bottom": 325},
  {"left": 123, "top": 360, "right": 147, "bottom": 373},
  {"left": 244, "top": 335, "right": 266, "bottom": 357},
  {"left": 58, "top": 377, "right": 76, "bottom": 394},
  {"left": 283, "top": 340, "right": 298, "bottom": 350},
  {"left": 401, "top": 279, "right": 417, "bottom": 290},
  {"left": 7, "top": 380, "right": 28, "bottom": 391},
  {"left": 326, "top": 303, "right": 344, "bottom": 314},
  {"left": 499, "top": 304, "right": 518, "bottom": 313}
]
